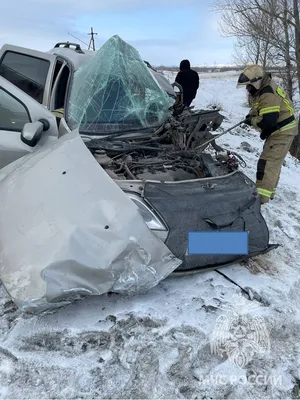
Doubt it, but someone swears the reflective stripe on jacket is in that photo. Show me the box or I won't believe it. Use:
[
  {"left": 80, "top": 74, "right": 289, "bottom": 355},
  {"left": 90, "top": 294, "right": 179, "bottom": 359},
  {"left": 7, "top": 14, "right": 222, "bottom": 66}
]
[{"left": 250, "top": 76, "right": 297, "bottom": 136}]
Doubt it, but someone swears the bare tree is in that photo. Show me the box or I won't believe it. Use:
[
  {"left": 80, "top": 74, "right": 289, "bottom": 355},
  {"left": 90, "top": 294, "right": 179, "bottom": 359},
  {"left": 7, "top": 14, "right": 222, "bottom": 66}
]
[
  {"left": 232, "top": 36, "right": 274, "bottom": 67},
  {"left": 289, "top": 0, "right": 300, "bottom": 159},
  {"left": 292, "top": 0, "right": 300, "bottom": 93},
  {"left": 211, "top": 0, "right": 296, "bottom": 99},
  {"left": 211, "top": 0, "right": 300, "bottom": 159},
  {"left": 249, "top": 0, "right": 296, "bottom": 99}
]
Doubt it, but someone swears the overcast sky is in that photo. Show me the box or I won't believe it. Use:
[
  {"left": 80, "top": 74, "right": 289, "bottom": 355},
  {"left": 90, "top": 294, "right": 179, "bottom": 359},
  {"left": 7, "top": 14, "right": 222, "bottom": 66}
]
[{"left": 0, "top": 0, "right": 235, "bottom": 67}]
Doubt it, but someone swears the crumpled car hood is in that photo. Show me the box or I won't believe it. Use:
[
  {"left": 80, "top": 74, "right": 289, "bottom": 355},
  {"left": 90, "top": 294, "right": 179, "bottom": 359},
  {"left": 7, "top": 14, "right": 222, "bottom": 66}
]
[{"left": 0, "top": 131, "right": 181, "bottom": 314}]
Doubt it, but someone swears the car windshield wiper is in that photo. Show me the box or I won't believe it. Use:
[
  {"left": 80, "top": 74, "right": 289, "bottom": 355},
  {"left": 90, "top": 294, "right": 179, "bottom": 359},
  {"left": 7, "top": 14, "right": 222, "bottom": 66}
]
[
  {"left": 80, "top": 123, "right": 164, "bottom": 141},
  {"left": 85, "top": 138, "right": 165, "bottom": 153}
]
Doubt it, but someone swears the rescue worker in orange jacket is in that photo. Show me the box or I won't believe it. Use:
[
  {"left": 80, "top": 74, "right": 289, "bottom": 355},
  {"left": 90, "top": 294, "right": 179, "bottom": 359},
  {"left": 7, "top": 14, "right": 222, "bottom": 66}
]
[{"left": 237, "top": 64, "right": 297, "bottom": 204}]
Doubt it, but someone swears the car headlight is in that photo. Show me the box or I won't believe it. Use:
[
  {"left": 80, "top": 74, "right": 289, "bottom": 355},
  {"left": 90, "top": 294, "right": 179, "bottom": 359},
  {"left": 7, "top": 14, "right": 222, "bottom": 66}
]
[{"left": 125, "top": 192, "right": 167, "bottom": 232}]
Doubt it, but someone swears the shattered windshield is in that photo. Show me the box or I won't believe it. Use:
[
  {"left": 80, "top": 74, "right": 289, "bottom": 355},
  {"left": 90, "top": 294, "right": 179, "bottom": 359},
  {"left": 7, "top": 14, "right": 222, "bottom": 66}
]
[{"left": 67, "top": 35, "right": 173, "bottom": 135}]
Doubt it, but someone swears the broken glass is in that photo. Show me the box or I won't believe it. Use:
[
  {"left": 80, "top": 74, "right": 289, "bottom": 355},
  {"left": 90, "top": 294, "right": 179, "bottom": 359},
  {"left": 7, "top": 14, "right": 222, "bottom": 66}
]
[{"left": 67, "top": 35, "right": 173, "bottom": 134}]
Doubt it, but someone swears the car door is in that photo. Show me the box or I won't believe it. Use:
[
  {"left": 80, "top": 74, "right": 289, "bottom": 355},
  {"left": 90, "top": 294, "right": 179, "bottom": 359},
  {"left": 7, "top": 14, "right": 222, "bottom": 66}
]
[
  {"left": 49, "top": 60, "right": 71, "bottom": 112},
  {"left": 0, "top": 44, "right": 57, "bottom": 108},
  {"left": 0, "top": 76, "right": 59, "bottom": 169}
]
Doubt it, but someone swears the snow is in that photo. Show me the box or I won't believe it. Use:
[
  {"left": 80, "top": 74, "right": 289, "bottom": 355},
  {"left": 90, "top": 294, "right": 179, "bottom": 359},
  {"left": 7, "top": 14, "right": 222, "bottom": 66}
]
[{"left": 1, "top": 70, "right": 300, "bottom": 399}]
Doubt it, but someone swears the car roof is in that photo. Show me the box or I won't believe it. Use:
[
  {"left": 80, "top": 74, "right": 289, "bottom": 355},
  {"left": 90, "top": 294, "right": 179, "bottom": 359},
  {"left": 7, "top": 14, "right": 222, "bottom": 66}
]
[
  {"left": 47, "top": 42, "right": 176, "bottom": 97},
  {"left": 47, "top": 42, "right": 96, "bottom": 70}
]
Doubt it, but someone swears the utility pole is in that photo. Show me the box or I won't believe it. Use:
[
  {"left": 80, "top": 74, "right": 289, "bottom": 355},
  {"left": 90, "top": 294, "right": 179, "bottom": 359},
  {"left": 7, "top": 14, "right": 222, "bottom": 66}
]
[{"left": 88, "top": 27, "right": 97, "bottom": 51}]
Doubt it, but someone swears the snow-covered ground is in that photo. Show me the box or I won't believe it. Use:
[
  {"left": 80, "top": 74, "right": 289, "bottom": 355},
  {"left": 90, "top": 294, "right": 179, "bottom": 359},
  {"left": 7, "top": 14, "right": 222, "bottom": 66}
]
[{"left": 1, "top": 71, "right": 300, "bottom": 399}]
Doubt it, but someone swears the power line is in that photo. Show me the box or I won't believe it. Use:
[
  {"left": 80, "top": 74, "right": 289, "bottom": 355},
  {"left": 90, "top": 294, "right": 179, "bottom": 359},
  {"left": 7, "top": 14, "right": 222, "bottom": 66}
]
[
  {"left": 68, "top": 32, "right": 89, "bottom": 47},
  {"left": 88, "top": 27, "right": 97, "bottom": 51}
]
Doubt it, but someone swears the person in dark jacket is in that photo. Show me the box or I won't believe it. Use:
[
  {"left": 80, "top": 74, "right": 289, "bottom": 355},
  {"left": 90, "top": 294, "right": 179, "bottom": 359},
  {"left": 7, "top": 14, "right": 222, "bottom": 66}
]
[{"left": 175, "top": 59, "right": 200, "bottom": 107}]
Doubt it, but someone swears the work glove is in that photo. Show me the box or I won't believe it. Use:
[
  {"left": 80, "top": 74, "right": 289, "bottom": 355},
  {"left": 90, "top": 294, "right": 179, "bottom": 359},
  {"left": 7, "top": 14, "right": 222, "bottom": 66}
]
[
  {"left": 260, "top": 128, "right": 275, "bottom": 140},
  {"left": 260, "top": 122, "right": 280, "bottom": 140},
  {"left": 260, "top": 131, "right": 268, "bottom": 140},
  {"left": 243, "top": 114, "right": 252, "bottom": 126}
]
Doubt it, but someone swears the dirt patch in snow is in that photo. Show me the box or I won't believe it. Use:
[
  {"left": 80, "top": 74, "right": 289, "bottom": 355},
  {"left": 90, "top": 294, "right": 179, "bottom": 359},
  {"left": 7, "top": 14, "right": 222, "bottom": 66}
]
[
  {"left": 0, "top": 303, "right": 299, "bottom": 399},
  {"left": 241, "top": 255, "right": 279, "bottom": 276}
]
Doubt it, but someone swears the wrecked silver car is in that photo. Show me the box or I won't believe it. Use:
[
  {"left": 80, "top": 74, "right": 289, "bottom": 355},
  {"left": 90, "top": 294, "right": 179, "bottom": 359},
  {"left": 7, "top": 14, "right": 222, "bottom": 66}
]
[
  {"left": 0, "top": 35, "right": 277, "bottom": 313},
  {"left": 0, "top": 78, "right": 181, "bottom": 313},
  {"left": 65, "top": 35, "right": 278, "bottom": 270}
]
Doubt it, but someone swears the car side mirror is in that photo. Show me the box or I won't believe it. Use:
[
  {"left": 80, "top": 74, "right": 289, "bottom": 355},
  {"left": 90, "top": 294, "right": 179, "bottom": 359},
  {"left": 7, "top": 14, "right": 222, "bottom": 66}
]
[
  {"left": 21, "top": 119, "right": 50, "bottom": 147},
  {"left": 172, "top": 81, "right": 183, "bottom": 94}
]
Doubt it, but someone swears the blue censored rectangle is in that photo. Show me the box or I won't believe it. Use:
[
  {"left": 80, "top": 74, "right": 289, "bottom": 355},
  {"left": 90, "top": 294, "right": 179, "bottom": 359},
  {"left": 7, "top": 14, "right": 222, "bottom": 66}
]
[{"left": 188, "top": 231, "right": 248, "bottom": 255}]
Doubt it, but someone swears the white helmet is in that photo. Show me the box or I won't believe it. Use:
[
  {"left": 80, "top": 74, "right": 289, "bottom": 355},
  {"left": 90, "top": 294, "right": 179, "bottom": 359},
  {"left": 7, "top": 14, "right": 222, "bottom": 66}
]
[{"left": 237, "top": 64, "right": 265, "bottom": 90}]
